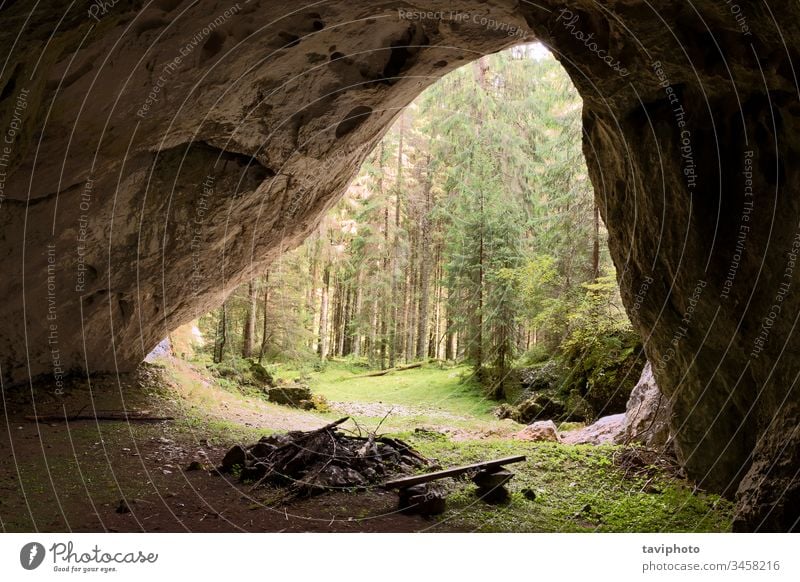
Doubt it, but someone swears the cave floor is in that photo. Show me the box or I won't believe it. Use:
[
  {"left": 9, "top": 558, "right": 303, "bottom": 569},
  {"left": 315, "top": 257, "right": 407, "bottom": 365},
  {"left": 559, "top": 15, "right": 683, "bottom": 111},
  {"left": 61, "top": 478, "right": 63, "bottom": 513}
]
[{"left": 0, "top": 359, "right": 734, "bottom": 533}]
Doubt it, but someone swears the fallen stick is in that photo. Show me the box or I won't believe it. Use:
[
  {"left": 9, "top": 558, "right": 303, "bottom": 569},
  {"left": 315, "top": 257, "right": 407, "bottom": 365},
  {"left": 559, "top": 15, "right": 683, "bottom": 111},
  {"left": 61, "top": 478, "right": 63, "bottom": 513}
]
[
  {"left": 315, "top": 417, "right": 350, "bottom": 432},
  {"left": 25, "top": 412, "right": 174, "bottom": 423}
]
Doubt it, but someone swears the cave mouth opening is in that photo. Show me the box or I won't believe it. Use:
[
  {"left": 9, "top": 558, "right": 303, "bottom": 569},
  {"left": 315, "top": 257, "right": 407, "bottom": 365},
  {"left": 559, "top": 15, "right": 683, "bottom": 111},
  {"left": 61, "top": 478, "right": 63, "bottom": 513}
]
[
  {"left": 153, "top": 43, "right": 643, "bottom": 437},
  {"left": 6, "top": 0, "right": 791, "bottom": 531}
]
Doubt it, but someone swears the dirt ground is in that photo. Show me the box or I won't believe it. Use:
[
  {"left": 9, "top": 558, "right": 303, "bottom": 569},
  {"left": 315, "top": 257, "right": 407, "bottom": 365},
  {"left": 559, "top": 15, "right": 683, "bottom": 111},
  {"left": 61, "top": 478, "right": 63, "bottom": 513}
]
[{"left": 0, "top": 366, "right": 460, "bottom": 533}]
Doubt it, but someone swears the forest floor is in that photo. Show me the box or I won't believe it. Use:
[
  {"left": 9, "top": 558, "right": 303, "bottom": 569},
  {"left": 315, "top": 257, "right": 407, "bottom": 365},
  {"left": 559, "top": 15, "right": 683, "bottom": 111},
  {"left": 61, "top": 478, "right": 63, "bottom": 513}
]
[{"left": 0, "top": 357, "right": 734, "bottom": 532}]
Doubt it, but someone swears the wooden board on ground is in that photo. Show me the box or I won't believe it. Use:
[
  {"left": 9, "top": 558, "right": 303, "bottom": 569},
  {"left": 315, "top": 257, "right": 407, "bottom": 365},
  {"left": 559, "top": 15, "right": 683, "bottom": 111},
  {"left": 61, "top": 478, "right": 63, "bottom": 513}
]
[{"left": 384, "top": 455, "right": 526, "bottom": 489}]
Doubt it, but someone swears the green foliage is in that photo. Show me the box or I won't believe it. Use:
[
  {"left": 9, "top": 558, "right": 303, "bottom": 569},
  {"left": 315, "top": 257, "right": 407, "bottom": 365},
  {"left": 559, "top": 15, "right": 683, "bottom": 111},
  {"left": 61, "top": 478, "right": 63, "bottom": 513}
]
[{"left": 557, "top": 277, "right": 645, "bottom": 416}]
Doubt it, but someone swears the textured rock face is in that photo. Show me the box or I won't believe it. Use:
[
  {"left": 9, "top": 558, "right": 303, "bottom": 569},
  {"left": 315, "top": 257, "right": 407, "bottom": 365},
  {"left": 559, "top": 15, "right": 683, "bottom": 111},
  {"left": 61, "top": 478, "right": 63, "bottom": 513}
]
[
  {"left": 2, "top": 1, "right": 799, "bottom": 529},
  {"left": 561, "top": 414, "right": 625, "bottom": 445},
  {"left": 617, "top": 362, "right": 673, "bottom": 450},
  {"left": 561, "top": 363, "right": 670, "bottom": 446}
]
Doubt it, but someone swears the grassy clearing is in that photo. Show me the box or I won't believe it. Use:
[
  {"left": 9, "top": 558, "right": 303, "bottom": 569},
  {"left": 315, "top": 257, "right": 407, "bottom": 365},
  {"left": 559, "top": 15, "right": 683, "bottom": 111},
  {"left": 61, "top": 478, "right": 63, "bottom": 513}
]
[
  {"left": 402, "top": 437, "right": 734, "bottom": 532},
  {"left": 310, "top": 362, "right": 496, "bottom": 417},
  {"left": 266, "top": 360, "right": 516, "bottom": 435},
  {"left": 111, "top": 358, "right": 732, "bottom": 532}
]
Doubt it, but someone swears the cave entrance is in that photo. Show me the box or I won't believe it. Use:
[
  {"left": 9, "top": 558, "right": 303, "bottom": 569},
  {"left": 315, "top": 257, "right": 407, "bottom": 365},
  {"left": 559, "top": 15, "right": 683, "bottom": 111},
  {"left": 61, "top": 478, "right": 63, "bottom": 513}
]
[
  {"left": 155, "top": 43, "right": 645, "bottom": 445},
  {"left": 3, "top": 0, "right": 795, "bottom": 532}
]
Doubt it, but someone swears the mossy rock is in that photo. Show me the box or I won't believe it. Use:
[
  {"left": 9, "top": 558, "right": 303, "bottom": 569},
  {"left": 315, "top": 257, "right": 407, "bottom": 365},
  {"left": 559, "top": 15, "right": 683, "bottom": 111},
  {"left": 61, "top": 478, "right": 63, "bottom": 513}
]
[
  {"left": 249, "top": 361, "right": 275, "bottom": 386},
  {"left": 267, "top": 384, "right": 313, "bottom": 407}
]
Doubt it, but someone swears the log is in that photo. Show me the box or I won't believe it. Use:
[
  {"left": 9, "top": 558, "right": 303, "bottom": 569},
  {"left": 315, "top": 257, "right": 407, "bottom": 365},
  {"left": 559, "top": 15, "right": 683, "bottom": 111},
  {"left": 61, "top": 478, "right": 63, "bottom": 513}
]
[
  {"left": 343, "top": 362, "right": 424, "bottom": 379},
  {"left": 384, "top": 455, "right": 526, "bottom": 489},
  {"left": 25, "top": 412, "right": 174, "bottom": 423}
]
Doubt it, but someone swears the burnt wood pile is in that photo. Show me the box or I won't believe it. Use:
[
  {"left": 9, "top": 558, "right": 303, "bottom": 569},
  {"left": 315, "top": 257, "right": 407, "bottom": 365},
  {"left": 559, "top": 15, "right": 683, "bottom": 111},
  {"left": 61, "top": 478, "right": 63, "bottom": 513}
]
[{"left": 217, "top": 417, "right": 430, "bottom": 498}]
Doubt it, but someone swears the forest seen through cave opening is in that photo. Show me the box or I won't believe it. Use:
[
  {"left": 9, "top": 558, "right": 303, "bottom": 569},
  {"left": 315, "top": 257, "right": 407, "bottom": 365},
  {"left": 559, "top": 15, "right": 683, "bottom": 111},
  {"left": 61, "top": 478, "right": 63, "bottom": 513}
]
[{"left": 192, "top": 44, "right": 644, "bottom": 422}]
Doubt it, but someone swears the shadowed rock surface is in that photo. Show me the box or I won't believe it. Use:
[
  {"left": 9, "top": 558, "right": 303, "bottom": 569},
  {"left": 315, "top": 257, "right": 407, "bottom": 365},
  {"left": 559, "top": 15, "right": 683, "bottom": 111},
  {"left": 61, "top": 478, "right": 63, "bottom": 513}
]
[
  {"left": 2, "top": 0, "right": 799, "bottom": 530},
  {"left": 617, "top": 362, "right": 673, "bottom": 450},
  {"left": 562, "top": 362, "right": 672, "bottom": 446}
]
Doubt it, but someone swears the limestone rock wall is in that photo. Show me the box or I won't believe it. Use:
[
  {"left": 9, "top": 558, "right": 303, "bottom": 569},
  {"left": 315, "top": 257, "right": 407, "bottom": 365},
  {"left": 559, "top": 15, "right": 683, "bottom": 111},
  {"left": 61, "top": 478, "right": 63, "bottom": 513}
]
[{"left": 2, "top": 0, "right": 799, "bottom": 530}]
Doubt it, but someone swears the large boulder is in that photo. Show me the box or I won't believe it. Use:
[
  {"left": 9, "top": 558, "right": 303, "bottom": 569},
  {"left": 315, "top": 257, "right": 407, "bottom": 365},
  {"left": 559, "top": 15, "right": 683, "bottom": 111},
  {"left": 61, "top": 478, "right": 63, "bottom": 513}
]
[
  {"left": 497, "top": 392, "right": 566, "bottom": 424},
  {"left": 615, "top": 362, "right": 673, "bottom": 450},
  {"left": 561, "top": 363, "right": 673, "bottom": 447},
  {"left": 267, "top": 384, "right": 313, "bottom": 408},
  {"left": 561, "top": 414, "right": 626, "bottom": 445}
]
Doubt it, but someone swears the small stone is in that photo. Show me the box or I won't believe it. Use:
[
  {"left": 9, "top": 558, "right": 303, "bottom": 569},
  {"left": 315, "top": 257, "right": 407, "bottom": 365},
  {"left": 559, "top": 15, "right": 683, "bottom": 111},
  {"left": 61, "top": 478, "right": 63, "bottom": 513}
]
[
  {"left": 398, "top": 484, "right": 447, "bottom": 516},
  {"left": 220, "top": 445, "right": 247, "bottom": 473},
  {"left": 515, "top": 420, "right": 561, "bottom": 443},
  {"left": 186, "top": 461, "right": 204, "bottom": 471}
]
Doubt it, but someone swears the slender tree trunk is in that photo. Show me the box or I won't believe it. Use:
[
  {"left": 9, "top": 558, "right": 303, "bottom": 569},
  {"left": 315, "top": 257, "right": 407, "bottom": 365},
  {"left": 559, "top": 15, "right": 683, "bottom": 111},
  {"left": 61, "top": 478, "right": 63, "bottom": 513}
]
[
  {"left": 308, "top": 234, "right": 321, "bottom": 350},
  {"left": 242, "top": 280, "right": 257, "bottom": 358},
  {"left": 445, "top": 283, "right": 455, "bottom": 361},
  {"left": 592, "top": 201, "right": 601, "bottom": 279},
  {"left": 378, "top": 142, "right": 390, "bottom": 370},
  {"left": 318, "top": 264, "right": 331, "bottom": 360},
  {"left": 416, "top": 158, "right": 433, "bottom": 360},
  {"left": 352, "top": 272, "right": 363, "bottom": 357},
  {"left": 403, "top": 229, "right": 415, "bottom": 362},
  {"left": 388, "top": 114, "right": 405, "bottom": 368},
  {"left": 214, "top": 301, "right": 227, "bottom": 363},
  {"left": 334, "top": 274, "right": 346, "bottom": 357},
  {"left": 258, "top": 271, "right": 271, "bottom": 363},
  {"left": 431, "top": 267, "right": 441, "bottom": 360},
  {"left": 338, "top": 279, "right": 350, "bottom": 357},
  {"left": 472, "top": 188, "right": 485, "bottom": 369},
  {"left": 368, "top": 268, "right": 379, "bottom": 362}
]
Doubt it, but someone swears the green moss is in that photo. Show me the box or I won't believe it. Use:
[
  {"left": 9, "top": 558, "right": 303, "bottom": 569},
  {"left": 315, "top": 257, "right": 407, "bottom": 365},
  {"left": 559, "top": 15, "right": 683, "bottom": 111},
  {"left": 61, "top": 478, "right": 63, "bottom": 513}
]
[{"left": 404, "top": 438, "right": 733, "bottom": 533}]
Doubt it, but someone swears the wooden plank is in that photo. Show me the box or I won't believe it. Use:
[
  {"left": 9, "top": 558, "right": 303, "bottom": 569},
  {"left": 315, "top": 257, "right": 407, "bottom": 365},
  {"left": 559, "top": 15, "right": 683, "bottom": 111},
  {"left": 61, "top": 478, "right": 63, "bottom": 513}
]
[{"left": 384, "top": 455, "right": 526, "bottom": 489}]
